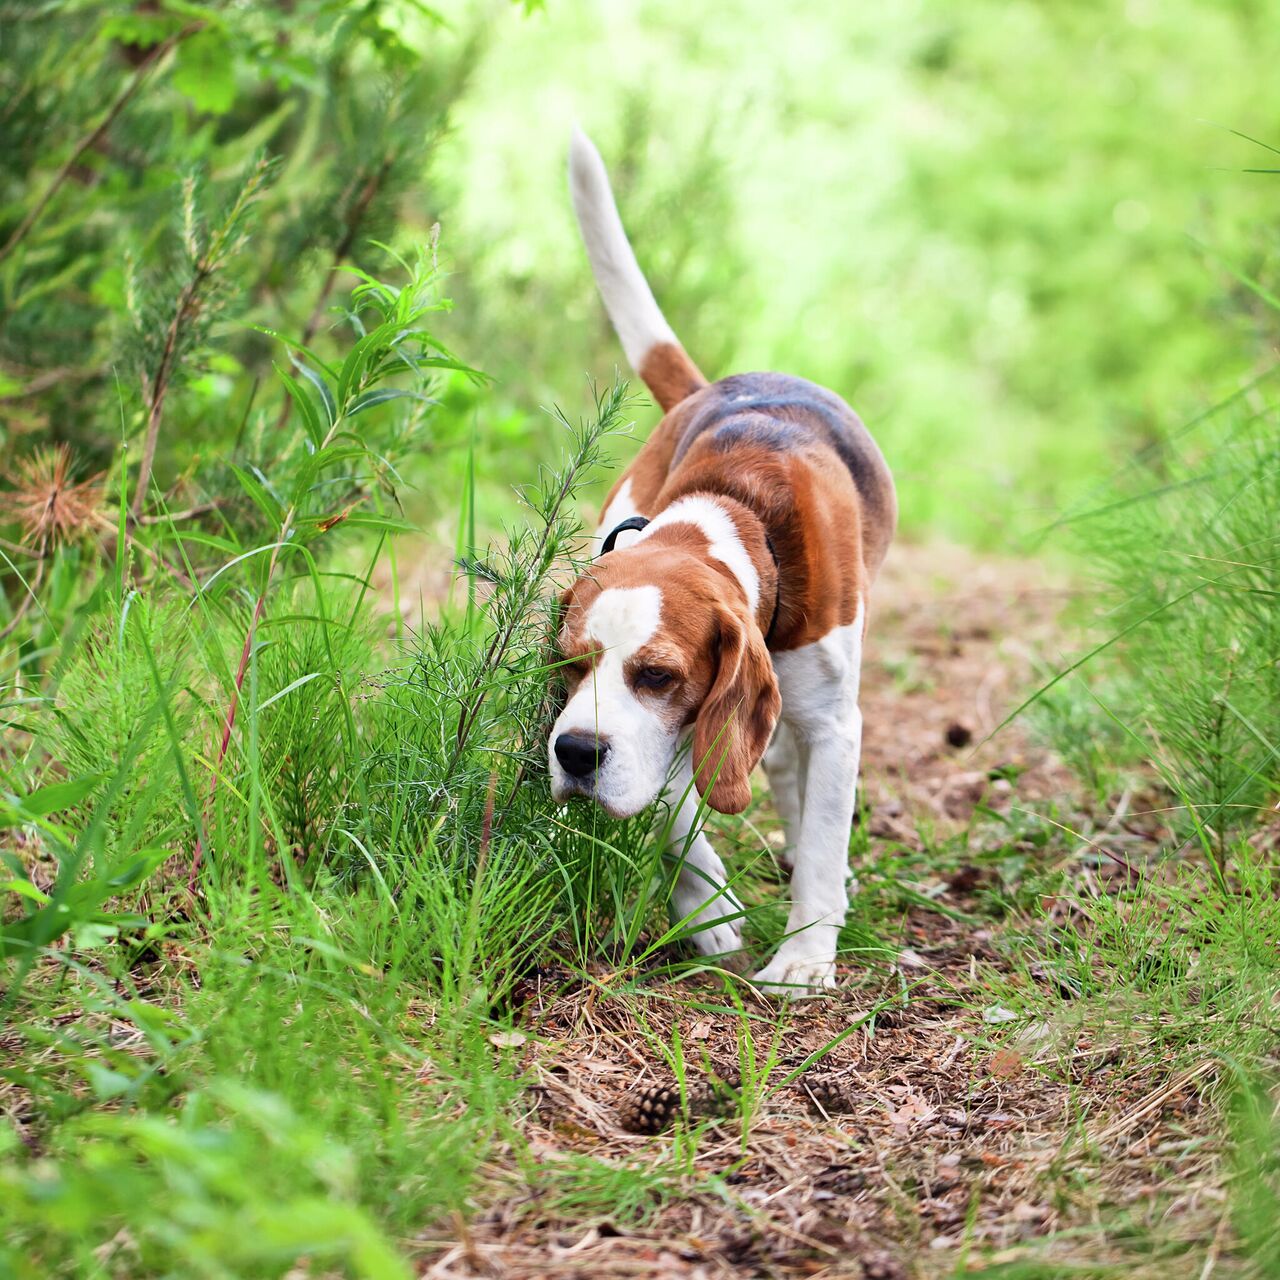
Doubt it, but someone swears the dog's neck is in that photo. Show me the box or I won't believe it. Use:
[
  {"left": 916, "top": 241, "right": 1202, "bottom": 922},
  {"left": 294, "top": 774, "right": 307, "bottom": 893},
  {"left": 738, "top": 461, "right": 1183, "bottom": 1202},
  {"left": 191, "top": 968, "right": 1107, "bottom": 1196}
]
[
  {"left": 708, "top": 493, "right": 781, "bottom": 644},
  {"left": 632, "top": 492, "right": 780, "bottom": 643}
]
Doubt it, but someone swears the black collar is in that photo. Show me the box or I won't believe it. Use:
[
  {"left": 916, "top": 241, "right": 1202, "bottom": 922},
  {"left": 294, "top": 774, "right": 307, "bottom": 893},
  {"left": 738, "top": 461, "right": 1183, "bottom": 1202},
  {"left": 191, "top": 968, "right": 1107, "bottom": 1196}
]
[
  {"left": 599, "top": 515, "right": 650, "bottom": 555},
  {"left": 600, "top": 514, "right": 782, "bottom": 646}
]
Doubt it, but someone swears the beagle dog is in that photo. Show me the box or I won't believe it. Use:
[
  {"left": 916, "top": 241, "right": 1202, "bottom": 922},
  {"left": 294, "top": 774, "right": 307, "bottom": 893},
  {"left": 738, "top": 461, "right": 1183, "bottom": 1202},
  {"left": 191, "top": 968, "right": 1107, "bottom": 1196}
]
[{"left": 548, "top": 129, "right": 896, "bottom": 994}]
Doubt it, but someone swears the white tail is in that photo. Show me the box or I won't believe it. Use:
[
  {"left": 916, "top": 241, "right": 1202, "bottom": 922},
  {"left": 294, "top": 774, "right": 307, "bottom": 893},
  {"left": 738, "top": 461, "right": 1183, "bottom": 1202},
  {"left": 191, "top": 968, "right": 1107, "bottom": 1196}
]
[{"left": 568, "top": 127, "right": 679, "bottom": 374}]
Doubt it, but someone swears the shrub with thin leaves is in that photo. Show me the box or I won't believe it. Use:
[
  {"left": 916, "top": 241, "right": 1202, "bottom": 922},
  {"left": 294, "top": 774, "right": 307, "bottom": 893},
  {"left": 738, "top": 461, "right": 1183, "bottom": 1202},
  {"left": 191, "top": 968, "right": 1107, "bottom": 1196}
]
[{"left": 1055, "top": 399, "right": 1280, "bottom": 850}]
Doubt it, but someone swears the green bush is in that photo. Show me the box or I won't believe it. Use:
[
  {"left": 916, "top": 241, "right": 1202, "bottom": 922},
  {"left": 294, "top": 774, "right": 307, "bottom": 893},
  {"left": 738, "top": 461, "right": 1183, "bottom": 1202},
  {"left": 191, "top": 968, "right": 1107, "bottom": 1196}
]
[{"left": 1047, "top": 389, "right": 1280, "bottom": 849}]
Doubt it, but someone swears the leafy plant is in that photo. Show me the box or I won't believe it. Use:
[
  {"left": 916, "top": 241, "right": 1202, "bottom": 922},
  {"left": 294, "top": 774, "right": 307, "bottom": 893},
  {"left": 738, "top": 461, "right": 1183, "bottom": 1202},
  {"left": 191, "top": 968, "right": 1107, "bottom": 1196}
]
[{"left": 1042, "top": 394, "right": 1280, "bottom": 852}]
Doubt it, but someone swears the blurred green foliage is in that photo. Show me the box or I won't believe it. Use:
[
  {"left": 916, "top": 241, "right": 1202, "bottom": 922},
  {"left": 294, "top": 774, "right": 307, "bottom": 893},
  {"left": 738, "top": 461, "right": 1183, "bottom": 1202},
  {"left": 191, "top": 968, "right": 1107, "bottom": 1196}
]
[
  {"left": 434, "top": 0, "right": 1280, "bottom": 542},
  {"left": 0, "top": 0, "right": 477, "bottom": 517},
  {"left": 6, "top": 1, "right": 1280, "bottom": 546}
]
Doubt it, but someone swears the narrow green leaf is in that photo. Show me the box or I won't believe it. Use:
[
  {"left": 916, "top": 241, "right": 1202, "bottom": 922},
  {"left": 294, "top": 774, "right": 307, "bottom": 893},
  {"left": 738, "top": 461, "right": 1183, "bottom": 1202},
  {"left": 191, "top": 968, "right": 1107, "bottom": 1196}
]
[
  {"left": 150, "top": 529, "right": 241, "bottom": 554},
  {"left": 293, "top": 361, "right": 337, "bottom": 428},
  {"left": 349, "top": 388, "right": 435, "bottom": 416},
  {"left": 338, "top": 330, "right": 387, "bottom": 406},
  {"left": 257, "top": 671, "right": 326, "bottom": 712},
  {"left": 19, "top": 773, "right": 107, "bottom": 817},
  {"left": 249, "top": 325, "right": 338, "bottom": 379},
  {"left": 230, "top": 463, "right": 285, "bottom": 526},
  {"left": 277, "top": 367, "right": 324, "bottom": 448},
  {"left": 0, "top": 880, "right": 51, "bottom": 904},
  {"left": 339, "top": 513, "right": 418, "bottom": 533}
]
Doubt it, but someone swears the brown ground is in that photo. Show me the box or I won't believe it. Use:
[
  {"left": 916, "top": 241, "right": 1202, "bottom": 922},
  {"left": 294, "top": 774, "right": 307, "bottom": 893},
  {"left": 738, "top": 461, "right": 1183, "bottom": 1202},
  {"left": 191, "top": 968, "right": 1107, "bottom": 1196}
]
[
  {"left": 413, "top": 543, "right": 1246, "bottom": 1279},
  {"left": 858, "top": 542, "right": 1076, "bottom": 841}
]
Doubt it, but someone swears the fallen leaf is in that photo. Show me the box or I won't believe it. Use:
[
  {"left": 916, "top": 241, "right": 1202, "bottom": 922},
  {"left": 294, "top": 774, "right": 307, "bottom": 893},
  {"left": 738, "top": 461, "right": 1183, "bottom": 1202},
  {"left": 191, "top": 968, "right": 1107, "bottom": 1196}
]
[
  {"left": 886, "top": 1094, "right": 936, "bottom": 1127},
  {"left": 987, "top": 1047, "right": 1024, "bottom": 1079},
  {"left": 317, "top": 502, "right": 358, "bottom": 532}
]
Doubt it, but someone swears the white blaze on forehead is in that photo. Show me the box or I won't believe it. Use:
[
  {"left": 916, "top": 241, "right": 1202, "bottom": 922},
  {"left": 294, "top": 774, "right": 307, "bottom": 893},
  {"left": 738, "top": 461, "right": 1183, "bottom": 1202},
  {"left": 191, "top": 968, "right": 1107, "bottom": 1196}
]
[
  {"left": 561, "top": 586, "right": 664, "bottom": 723},
  {"left": 580, "top": 583, "right": 662, "bottom": 655},
  {"left": 634, "top": 496, "right": 759, "bottom": 617}
]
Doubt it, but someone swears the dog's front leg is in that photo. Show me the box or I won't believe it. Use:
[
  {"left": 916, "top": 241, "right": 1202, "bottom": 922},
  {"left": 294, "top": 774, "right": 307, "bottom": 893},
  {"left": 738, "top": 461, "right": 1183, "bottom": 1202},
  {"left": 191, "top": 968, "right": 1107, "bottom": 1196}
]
[
  {"left": 662, "top": 755, "right": 743, "bottom": 959},
  {"left": 762, "top": 720, "right": 803, "bottom": 872},
  {"left": 754, "top": 615, "right": 864, "bottom": 995}
]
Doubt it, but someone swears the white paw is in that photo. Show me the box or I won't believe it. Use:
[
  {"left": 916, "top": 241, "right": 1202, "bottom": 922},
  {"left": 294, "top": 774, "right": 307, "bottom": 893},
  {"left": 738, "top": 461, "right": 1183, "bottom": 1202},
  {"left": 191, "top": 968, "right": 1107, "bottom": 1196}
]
[
  {"left": 753, "top": 951, "right": 837, "bottom": 997},
  {"left": 687, "top": 917, "right": 743, "bottom": 959}
]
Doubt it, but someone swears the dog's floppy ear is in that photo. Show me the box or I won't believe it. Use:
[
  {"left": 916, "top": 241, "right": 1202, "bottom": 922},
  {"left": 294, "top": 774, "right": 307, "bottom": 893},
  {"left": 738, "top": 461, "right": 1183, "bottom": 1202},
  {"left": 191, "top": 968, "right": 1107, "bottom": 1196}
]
[
  {"left": 692, "top": 609, "right": 781, "bottom": 814},
  {"left": 551, "top": 580, "right": 575, "bottom": 642},
  {"left": 544, "top": 581, "right": 579, "bottom": 715}
]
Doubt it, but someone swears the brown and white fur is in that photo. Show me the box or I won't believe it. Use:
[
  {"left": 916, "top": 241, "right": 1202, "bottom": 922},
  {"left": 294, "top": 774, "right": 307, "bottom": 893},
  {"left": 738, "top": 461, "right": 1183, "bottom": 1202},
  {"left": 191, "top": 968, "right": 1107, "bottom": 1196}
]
[{"left": 548, "top": 129, "right": 896, "bottom": 994}]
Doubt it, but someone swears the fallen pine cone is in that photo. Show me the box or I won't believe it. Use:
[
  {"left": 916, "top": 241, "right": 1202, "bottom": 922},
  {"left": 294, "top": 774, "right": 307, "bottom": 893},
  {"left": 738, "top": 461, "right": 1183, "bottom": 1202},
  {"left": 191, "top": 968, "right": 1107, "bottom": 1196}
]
[
  {"left": 618, "top": 1072, "right": 742, "bottom": 1134},
  {"left": 619, "top": 1069, "right": 858, "bottom": 1133},
  {"left": 798, "top": 1071, "right": 860, "bottom": 1116},
  {"left": 618, "top": 1083, "right": 682, "bottom": 1134}
]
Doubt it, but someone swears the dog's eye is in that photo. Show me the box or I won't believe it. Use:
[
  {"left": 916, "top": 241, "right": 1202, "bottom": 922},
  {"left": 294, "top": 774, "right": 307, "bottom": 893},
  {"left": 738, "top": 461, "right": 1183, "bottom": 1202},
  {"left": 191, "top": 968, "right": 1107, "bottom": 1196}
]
[
  {"left": 560, "top": 658, "right": 590, "bottom": 682},
  {"left": 635, "top": 666, "right": 674, "bottom": 690}
]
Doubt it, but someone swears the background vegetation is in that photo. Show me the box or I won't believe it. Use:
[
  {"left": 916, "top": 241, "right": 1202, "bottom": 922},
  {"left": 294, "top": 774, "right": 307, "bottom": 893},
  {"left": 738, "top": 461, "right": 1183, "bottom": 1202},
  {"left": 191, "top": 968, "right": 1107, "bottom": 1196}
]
[
  {"left": 1, "top": 1, "right": 1277, "bottom": 1276},
  {"left": 437, "top": 0, "right": 1280, "bottom": 542}
]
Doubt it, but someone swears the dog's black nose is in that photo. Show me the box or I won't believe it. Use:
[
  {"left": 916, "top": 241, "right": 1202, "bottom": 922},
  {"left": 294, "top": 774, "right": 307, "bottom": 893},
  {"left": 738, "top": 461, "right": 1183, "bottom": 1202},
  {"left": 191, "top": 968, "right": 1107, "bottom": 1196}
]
[{"left": 555, "top": 732, "right": 608, "bottom": 778}]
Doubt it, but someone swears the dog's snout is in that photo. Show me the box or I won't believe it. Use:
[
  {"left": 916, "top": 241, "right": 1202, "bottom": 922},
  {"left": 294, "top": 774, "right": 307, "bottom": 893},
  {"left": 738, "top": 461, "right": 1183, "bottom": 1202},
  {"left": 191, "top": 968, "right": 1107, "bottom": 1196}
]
[{"left": 555, "top": 732, "right": 609, "bottom": 778}]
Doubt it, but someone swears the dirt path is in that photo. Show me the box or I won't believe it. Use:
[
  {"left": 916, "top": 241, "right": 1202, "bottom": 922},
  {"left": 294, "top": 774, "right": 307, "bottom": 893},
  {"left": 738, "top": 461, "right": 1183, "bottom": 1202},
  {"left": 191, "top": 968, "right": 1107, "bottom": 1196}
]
[
  {"left": 414, "top": 543, "right": 1232, "bottom": 1279},
  {"left": 859, "top": 542, "right": 1075, "bottom": 842}
]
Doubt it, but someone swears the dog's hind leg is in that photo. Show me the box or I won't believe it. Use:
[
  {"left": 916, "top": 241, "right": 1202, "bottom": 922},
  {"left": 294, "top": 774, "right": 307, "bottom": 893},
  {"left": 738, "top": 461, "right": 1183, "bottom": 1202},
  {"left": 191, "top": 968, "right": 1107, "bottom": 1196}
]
[
  {"left": 662, "top": 755, "right": 744, "bottom": 960},
  {"left": 754, "top": 603, "right": 865, "bottom": 995}
]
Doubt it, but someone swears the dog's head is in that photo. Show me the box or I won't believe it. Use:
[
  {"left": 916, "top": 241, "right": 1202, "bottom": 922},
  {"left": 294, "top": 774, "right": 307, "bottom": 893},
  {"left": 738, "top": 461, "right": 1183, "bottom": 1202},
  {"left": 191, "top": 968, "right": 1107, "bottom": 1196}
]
[{"left": 548, "top": 541, "right": 780, "bottom": 818}]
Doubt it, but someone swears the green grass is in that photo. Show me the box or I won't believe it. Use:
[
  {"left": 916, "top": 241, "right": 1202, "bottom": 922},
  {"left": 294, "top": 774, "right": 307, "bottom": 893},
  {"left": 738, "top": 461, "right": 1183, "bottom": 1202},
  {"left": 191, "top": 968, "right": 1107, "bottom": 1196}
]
[
  {"left": 3, "top": 307, "right": 1277, "bottom": 1280},
  {"left": 3, "top": 6, "right": 1280, "bottom": 1273},
  {"left": 0, "top": 251, "right": 635, "bottom": 1273}
]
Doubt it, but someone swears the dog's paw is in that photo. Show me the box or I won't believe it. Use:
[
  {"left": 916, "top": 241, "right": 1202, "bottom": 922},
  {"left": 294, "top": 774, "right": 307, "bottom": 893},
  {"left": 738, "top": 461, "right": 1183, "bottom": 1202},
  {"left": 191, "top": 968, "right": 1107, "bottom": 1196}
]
[
  {"left": 688, "top": 917, "right": 744, "bottom": 961},
  {"left": 753, "top": 951, "right": 837, "bottom": 998}
]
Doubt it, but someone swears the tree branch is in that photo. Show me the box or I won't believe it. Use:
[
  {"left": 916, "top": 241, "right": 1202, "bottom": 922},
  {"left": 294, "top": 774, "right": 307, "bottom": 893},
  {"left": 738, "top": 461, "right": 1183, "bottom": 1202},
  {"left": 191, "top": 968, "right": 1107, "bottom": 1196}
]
[
  {"left": 272, "top": 155, "right": 394, "bottom": 433},
  {"left": 0, "top": 27, "right": 197, "bottom": 267},
  {"left": 131, "top": 267, "right": 210, "bottom": 518}
]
